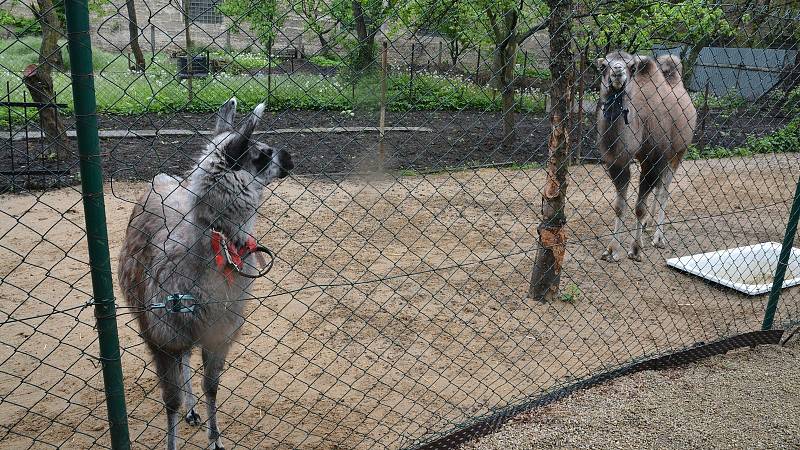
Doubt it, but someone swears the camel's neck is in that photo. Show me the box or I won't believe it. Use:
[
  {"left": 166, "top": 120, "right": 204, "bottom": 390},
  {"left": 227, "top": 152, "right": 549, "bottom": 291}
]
[{"left": 601, "top": 88, "right": 629, "bottom": 125}]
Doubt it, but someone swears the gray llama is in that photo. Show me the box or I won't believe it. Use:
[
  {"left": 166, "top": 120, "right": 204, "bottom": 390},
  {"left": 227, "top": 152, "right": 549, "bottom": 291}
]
[{"left": 118, "top": 98, "right": 293, "bottom": 450}]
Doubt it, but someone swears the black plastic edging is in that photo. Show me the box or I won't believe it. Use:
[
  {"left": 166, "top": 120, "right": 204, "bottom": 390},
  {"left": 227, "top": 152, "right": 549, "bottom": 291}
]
[{"left": 411, "top": 329, "right": 784, "bottom": 450}]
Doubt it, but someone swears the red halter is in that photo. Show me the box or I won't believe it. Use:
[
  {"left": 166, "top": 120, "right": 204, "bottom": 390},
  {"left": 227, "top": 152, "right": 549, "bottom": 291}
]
[{"left": 210, "top": 230, "right": 259, "bottom": 284}]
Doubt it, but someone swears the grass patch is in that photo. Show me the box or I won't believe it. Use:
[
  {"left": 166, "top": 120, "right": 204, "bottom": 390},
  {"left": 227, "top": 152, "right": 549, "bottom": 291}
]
[
  {"left": 0, "top": 37, "right": 547, "bottom": 126},
  {"left": 687, "top": 118, "right": 800, "bottom": 160},
  {"left": 560, "top": 283, "right": 581, "bottom": 303},
  {"left": 309, "top": 54, "right": 343, "bottom": 68}
]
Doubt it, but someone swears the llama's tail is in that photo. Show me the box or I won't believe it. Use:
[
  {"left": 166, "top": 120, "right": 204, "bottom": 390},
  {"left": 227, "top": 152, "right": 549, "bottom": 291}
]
[{"left": 656, "top": 54, "right": 683, "bottom": 86}]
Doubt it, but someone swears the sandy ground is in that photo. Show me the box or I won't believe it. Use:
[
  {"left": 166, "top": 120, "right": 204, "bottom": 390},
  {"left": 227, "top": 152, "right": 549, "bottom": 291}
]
[
  {"left": 466, "top": 337, "right": 800, "bottom": 449},
  {"left": 1, "top": 153, "right": 799, "bottom": 449}
]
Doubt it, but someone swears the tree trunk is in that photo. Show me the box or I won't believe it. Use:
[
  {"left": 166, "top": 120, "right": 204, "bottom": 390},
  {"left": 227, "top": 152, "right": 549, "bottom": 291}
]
[
  {"left": 497, "top": 40, "right": 517, "bottom": 150},
  {"left": 23, "top": 64, "right": 69, "bottom": 160},
  {"left": 37, "top": 0, "right": 64, "bottom": 71},
  {"left": 528, "top": 0, "right": 574, "bottom": 301},
  {"left": 682, "top": 42, "right": 705, "bottom": 87},
  {"left": 352, "top": 0, "right": 375, "bottom": 73},
  {"left": 490, "top": 8, "right": 518, "bottom": 151},
  {"left": 182, "top": 0, "right": 193, "bottom": 102},
  {"left": 125, "top": 0, "right": 146, "bottom": 71}
]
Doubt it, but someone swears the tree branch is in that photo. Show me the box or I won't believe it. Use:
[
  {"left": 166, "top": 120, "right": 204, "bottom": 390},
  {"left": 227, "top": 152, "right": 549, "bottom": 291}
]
[{"left": 516, "top": 20, "right": 548, "bottom": 44}]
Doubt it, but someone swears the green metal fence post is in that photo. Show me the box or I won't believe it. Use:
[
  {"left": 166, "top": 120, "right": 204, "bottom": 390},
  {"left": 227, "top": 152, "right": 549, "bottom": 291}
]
[
  {"left": 762, "top": 175, "right": 800, "bottom": 331},
  {"left": 63, "top": 0, "right": 131, "bottom": 447}
]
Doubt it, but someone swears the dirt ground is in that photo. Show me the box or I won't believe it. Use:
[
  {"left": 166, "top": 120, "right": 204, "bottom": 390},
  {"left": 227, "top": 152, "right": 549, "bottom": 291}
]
[
  {"left": 0, "top": 108, "right": 790, "bottom": 192},
  {"left": 0, "top": 153, "right": 798, "bottom": 449},
  {"left": 466, "top": 337, "right": 800, "bottom": 449}
]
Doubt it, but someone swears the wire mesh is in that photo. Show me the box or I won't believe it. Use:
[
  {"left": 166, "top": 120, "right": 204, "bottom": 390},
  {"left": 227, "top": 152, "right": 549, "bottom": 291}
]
[{"left": 1, "top": 0, "right": 799, "bottom": 448}]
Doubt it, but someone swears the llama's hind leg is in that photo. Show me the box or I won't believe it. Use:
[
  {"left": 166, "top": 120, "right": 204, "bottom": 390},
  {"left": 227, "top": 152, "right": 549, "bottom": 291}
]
[
  {"left": 651, "top": 165, "right": 676, "bottom": 248},
  {"left": 182, "top": 351, "right": 202, "bottom": 426},
  {"left": 152, "top": 348, "right": 184, "bottom": 450},
  {"left": 601, "top": 163, "right": 630, "bottom": 262},
  {"left": 202, "top": 345, "right": 230, "bottom": 450}
]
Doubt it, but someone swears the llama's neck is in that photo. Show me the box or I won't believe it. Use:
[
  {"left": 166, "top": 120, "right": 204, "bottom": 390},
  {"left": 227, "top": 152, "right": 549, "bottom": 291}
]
[{"left": 187, "top": 160, "right": 264, "bottom": 246}]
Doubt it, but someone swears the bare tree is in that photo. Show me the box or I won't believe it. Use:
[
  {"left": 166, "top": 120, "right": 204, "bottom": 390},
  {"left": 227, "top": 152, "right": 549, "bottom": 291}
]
[
  {"left": 33, "top": 0, "right": 64, "bottom": 71},
  {"left": 528, "top": 0, "right": 573, "bottom": 301},
  {"left": 486, "top": 6, "right": 547, "bottom": 150},
  {"left": 125, "top": 0, "right": 146, "bottom": 71}
]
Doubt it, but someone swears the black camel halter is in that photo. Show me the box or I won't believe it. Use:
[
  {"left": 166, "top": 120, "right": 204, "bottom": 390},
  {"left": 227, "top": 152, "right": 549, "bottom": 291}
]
[{"left": 602, "top": 88, "right": 629, "bottom": 125}]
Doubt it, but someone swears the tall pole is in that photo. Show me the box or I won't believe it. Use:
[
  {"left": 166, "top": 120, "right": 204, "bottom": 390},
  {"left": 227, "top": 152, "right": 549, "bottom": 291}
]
[
  {"left": 63, "top": 0, "right": 130, "bottom": 447},
  {"left": 762, "top": 176, "right": 800, "bottom": 330}
]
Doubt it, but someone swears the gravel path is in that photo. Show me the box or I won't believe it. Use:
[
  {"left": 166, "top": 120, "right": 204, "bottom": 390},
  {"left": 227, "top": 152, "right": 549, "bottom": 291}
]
[{"left": 466, "top": 337, "right": 800, "bottom": 450}]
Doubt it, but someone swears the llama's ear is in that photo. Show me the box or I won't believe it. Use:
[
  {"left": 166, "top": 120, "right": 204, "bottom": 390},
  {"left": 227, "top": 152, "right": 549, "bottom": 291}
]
[
  {"left": 236, "top": 102, "right": 266, "bottom": 140},
  {"left": 214, "top": 97, "right": 237, "bottom": 134},
  {"left": 223, "top": 102, "right": 266, "bottom": 167}
]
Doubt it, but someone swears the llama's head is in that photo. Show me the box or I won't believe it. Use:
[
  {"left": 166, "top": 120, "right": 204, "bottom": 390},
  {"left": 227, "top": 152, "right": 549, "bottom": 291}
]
[{"left": 209, "top": 97, "right": 293, "bottom": 184}]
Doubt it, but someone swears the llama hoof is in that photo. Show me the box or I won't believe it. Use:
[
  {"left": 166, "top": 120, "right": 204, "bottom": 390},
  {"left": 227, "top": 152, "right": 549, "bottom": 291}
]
[
  {"left": 209, "top": 438, "right": 225, "bottom": 450},
  {"left": 185, "top": 409, "right": 201, "bottom": 426}
]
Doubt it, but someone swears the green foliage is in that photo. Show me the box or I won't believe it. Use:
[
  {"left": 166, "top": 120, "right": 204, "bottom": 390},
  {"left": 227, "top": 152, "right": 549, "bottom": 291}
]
[
  {"left": 218, "top": 0, "right": 284, "bottom": 49},
  {"left": 0, "top": 9, "right": 41, "bottom": 36},
  {"left": 691, "top": 91, "right": 746, "bottom": 112},
  {"left": 560, "top": 284, "right": 581, "bottom": 303},
  {"left": 589, "top": 0, "right": 734, "bottom": 53},
  {"left": 309, "top": 54, "right": 342, "bottom": 68},
  {"left": 784, "top": 87, "right": 800, "bottom": 115},
  {"left": 209, "top": 50, "right": 278, "bottom": 74},
  {"left": 686, "top": 118, "right": 800, "bottom": 160},
  {"left": 386, "top": 73, "right": 545, "bottom": 113}
]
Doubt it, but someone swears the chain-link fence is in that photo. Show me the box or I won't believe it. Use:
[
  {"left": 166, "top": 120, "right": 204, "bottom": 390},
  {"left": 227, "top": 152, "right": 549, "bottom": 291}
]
[{"left": 1, "top": 0, "right": 799, "bottom": 448}]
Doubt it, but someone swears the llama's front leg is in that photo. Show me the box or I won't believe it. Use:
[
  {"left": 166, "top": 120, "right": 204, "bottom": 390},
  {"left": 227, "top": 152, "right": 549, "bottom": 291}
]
[
  {"left": 602, "top": 164, "right": 630, "bottom": 262},
  {"left": 182, "top": 351, "right": 202, "bottom": 426},
  {"left": 153, "top": 349, "right": 184, "bottom": 450},
  {"left": 651, "top": 166, "right": 675, "bottom": 248},
  {"left": 202, "top": 346, "right": 229, "bottom": 450}
]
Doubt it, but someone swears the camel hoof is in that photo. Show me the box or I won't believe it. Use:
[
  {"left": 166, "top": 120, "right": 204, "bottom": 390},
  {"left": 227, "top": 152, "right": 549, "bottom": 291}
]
[
  {"left": 601, "top": 248, "right": 623, "bottom": 262},
  {"left": 627, "top": 249, "right": 642, "bottom": 262},
  {"left": 185, "top": 409, "right": 201, "bottom": 426},
  {"left": 652, "top": 234, "right": 666, "bottom": 248}
]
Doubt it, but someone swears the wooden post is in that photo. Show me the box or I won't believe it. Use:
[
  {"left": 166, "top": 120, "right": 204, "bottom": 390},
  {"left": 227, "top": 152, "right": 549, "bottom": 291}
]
[
  {"left": 181, "top": 0, "right": 193, "bottom": 103},
  {"left": 378, "top": 41, "right": 388, "bottom": 171},
  {"left": 225, "top": 29, "right": 231, "bottom": 52},
  {"left": 410, "top": 43, "right": 415, "bottom": 99},
  {"left": 150, "top": 24, "right": 155, "bottom": 61},
  {"left": 700, "top": 81, "right": 710, "bottom": 148},
  {"left": 267, "top": 37, "right": 273, "bottom": 110},
  {"left": 574, "top": 45, "right": 587, "bottom": 164},
  {"left": 438, "top": 41, "right": 443, "bottom": 69},
  {"left": 475, "top": 44, "right": 481, "bottom": 82}
]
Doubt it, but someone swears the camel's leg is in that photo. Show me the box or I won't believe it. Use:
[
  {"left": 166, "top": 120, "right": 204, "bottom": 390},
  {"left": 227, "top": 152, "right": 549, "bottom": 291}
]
[
  {"left": 202, "top": 344, "right": 230, "bottom": 450},
  {"left": 152, "top": 348, "right": 184, "bottom": 450},
  {"left": 182, "top": 351, "right": 201, "bottom": 426},
  {"left": 602, "top": 163, "right": 630, "bottom": 262},
  {"left": 652, "top": 164, "right": 676, "bottom": 248},
  {"left": 629, "top": 160, "right": 662, "bottom": 261}
]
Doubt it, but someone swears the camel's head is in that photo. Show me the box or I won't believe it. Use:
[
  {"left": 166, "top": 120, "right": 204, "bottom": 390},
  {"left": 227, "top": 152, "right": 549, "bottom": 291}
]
[
  {"left": 597, "top": 51, "right": 634, "bottom": 92},
  {"left": 597, "top": 51, "right": 657, "bottom": 93}
]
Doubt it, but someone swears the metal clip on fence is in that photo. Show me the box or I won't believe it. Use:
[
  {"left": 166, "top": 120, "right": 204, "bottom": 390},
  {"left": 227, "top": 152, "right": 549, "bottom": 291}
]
[{"left": 150, "top": 294, "right": 196, "bottom": 314}]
